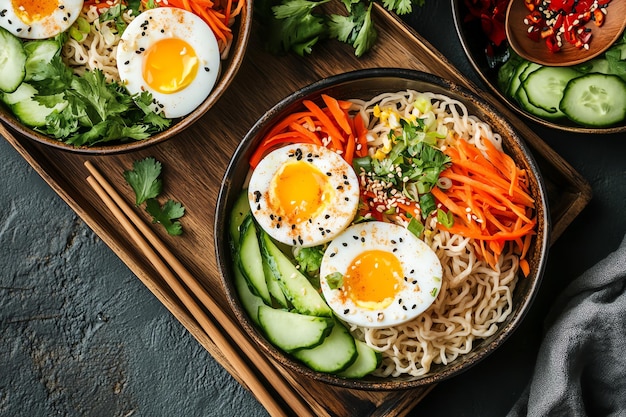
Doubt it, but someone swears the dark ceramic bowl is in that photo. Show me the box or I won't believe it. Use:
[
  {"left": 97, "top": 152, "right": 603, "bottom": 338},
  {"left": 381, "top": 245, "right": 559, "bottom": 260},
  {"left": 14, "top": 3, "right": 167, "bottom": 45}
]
[
  {"left": 215, "top": 68, "right": 550, "bottom": 390},
  {"left": 0, "top": 3, "right": 253, "bottom": 155},
  {"left": 451, "top": 0, "right": 626, "bottom": 134}
]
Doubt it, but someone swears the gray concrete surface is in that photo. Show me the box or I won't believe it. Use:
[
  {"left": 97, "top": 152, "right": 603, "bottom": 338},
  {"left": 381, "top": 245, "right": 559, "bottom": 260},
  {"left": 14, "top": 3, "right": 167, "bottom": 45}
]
[{"left": 0, "top": 139, "right": 267, "bottom": 416}]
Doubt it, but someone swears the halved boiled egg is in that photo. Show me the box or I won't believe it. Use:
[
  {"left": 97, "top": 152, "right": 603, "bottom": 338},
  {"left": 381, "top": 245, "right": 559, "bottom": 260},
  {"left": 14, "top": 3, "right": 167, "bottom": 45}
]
[
  {"left": 248, "top": 143, "right": 360, "bottom": 248},
  {"left": 0, "top": 0, "right": 83, "bottom": 39},
  {"left": 116, "top": 7, "right": 220, "bottom": 118},
  {"left": 320, "top": 221, "right": 442, "bottom": 328}
]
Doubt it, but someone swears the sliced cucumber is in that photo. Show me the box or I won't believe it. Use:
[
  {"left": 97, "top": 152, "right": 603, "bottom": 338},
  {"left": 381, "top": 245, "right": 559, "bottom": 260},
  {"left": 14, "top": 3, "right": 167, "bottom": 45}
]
[
  {"left": 506, "top": 61, "right": 531, "bottom": 97},
  {"left": 0, "top": 26, "right": 27, "bottom": 93},
  {"left": 233, "top": 260, "right": 265, "bottom": 327},
  {"left": 337, "top": 339, "right": 381, "bottom": 379},
  {"left": 516, "top": 85, "right": 563, "bottom": 120},
  {"left": 24, "top": 39, "right": 61, "bottom": 82},
  {"left": 238, "top": 215, "right": 272, "bottom": 304},
  {"left": 229, "top": 189, "right": 251, "bottom": 247},
  {"left": 2, "top": 82, "right": 36, "bottom": 106},
  {"left": 259, "top": 229, "right": 332, "bottom": 318},
  {"left": 8, "top": 83, "right": 67, "bottom": 128},
  {"left": 258, "top": 305, "right": 334, "bottom": 352},
  {"left": 292, "top": 319, "right": 357, "bottom": 373},
  {"left": 560, "top": 73, "right": 626, "bottom": 127},
  {"left": 262, "top": 256, "right": 289, "bottom": 308},
  {"left": 523, "top": 66, "right": 580, "bottom": 113}
]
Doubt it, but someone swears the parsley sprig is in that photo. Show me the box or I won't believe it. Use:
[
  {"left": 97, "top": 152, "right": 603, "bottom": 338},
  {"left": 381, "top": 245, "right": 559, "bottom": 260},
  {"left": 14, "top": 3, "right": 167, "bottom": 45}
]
[
  {"left": 258, "top": 0, "right": 425, "bottom": 57},
  {"left": 123, "top": 158, "right": 185, "bottom": 236}
]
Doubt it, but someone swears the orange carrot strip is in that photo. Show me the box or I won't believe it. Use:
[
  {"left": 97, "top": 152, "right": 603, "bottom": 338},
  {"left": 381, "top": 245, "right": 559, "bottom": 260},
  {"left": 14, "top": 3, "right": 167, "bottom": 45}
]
[
  {"left": 519, "top": 258, "right": 530, "bottom": 277},
  {"left": 322, "top": 94, "right": 352, "bottom": 136},
  {"left": 288, "top": 122, "right": 323, "bottom": 146},
  {"left": 303, "top": 99, "right": 345, "bottom": 150}
]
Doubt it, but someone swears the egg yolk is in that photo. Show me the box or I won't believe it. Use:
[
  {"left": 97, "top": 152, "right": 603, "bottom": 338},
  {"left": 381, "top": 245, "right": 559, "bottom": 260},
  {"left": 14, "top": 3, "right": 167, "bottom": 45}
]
[
  {"left": 142, "top": 38, "right": 199, "bottom": 94},
  {"left": 11, "top": 0, "right": 58, "bottom": 24},
  {"left": 344, "top": 250, "right": 402, "bottom": 310},
  {"left": 270, "top": 160, "right": 331, "bottom": 224}
]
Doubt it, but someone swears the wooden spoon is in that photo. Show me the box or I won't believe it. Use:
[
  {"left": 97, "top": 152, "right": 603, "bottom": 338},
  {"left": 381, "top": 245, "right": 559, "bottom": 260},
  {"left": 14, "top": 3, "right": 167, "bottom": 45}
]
[{"left": 505, "top": 0, "right": 626, "bottom": 67}]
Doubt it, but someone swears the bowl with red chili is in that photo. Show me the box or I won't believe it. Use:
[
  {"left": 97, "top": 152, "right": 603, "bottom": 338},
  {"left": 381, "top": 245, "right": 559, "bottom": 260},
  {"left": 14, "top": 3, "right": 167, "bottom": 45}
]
[{"left": 452, "top": 0, "right": 626, "bottom": 133}]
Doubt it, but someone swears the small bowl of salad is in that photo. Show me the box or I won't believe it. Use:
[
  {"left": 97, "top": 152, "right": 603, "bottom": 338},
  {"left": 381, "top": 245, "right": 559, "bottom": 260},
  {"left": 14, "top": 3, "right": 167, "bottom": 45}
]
[
  {"left": 0, "top": 0, "right": 252, "bottom": 154},
  {"left": 452, "top": 0, "right": 626, "bottom": 133},
  {"left": 215, "top": 68, "right": 549, "bottom": 389}
]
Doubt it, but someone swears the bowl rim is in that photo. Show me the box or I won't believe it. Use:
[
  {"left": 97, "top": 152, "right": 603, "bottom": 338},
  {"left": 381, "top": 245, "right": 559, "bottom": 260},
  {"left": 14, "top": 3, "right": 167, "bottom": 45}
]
[
  {"left": 0, "top": 0, "right": 254, "bottom": 155},
  {"left": 215, "top": 67, "right": 550, "bottom": 390},
  {"left": 449, "top": 0, "right": 626, "bottom": 135}
]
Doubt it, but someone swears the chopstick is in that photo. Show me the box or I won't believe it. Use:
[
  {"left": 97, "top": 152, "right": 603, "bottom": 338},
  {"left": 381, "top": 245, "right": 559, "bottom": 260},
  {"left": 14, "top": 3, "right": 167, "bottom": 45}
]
[{"left": 84, "top": 161, "right": 314, "bottom": 417}]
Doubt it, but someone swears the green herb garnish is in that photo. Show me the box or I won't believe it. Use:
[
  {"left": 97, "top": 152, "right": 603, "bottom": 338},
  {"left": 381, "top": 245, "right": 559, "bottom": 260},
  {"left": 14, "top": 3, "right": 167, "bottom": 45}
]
[{"left": 124, "top": 157, "right": 185, "bottom": 236}]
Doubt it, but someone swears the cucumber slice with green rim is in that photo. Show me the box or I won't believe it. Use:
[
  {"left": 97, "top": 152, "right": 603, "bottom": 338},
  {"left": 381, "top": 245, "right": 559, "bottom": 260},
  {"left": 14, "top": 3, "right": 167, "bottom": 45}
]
[
  {"left": 523, "top": 66, "right": 580, "bottom": 113},
  {"left": 238, "top": 214, "right": 272, "bottom": 304},
  {"left": 24, "top": 39, "right": 61, "bottom": 82},
  {"left": 229, "top": 189, "right": 251, "bottom": 246},
  {"left": 258, "top": 304, "right": 333, "bottom": 352},
  {"left": 9, "top": 83, "right": 67, "bottom": 128},
  {"left": 560, "top": 73, "right": 626, "bottom": 127},
  {"left": 292, "top": 319, "right": 357, "bottom": 373},
  {"left": 337, "top": 339, "right": 381, "bottom": 379},
  {"left": 262, "top": 255, "right": 289, "bottom": 308},
  {"left": 259, "top": 229, "right": 332, "bottom": 317},
  {"left": 233, "top": 259, "right": 265, "bottom": 327},
  {"left": 516, "top": 85, "right": 563, "bottom": 120},
  {"left": 506, "top": 61, "right": 531, "bottom": 97},
  {"left": 0, "top": 26, "right": 26, "bottom": 93}
]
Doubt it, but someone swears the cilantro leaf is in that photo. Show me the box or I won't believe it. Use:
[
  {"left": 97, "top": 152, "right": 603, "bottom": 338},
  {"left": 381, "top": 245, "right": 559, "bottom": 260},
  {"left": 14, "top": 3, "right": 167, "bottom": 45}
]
[
  {"left": 271, "top": 0, "right": 329, "bottom": 56},
  {"left": 146, "top": 199, "right": 185, "bottom": 236},
  {"left": 123, "top": 157, "right": 163, "bottom": 205},
  {"left": 381, "top": 0, "right": 423, "bottom": 15},
  {"left": 352, "top": 2, "right": 376, "bottom": 57}
]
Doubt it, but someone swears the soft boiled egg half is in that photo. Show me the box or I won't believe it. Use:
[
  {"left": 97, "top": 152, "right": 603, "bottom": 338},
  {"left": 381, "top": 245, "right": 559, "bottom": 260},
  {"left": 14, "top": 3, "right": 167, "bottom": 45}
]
[
  {"left": 248, "top": 143, "right": 360, "bottom": 248},
  {"left": 0, "top": 0, "right": 83, "bottom": 39},
  {"left": 116, "top": 7, "right": 221, "bottom": 118},
  {"left": 320, "top": 221, "right": 442, "bottom": 328}
]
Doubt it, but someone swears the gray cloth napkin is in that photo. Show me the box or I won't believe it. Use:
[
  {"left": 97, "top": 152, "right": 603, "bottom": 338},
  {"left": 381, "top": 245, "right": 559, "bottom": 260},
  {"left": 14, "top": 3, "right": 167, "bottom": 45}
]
[{"left": 508, "top": 234, "right": 626, "bottom": 417}]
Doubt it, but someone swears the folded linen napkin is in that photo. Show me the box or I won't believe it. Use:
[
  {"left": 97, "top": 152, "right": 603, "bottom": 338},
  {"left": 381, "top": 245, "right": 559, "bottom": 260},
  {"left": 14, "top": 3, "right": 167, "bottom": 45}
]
[{"left": 508, "top": 234, "right": 626, "bottom": 417}]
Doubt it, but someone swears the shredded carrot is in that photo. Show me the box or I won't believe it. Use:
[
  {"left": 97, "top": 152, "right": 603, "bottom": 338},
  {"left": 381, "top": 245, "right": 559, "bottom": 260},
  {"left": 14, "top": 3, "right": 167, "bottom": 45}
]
[
  {"left": 322, "top": 94, "right": 352, "bottom": 136},
  {"left": 302, "top": 99, "right": 345, "bottom": 151},
  {"left": 434, "top": 136, "right": 536, "bottom": 272},
  {"left": 146, "top": 0, "right": 245, "bottom": 53}
]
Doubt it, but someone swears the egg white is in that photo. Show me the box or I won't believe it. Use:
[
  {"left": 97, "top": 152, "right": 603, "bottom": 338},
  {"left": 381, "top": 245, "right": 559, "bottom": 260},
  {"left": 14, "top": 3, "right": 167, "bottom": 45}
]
[
  {"left": 248, "top": 143, "right": 360, "bottom": 248},
  {"left": 320, "top": 221, "right": 443, "bottom": 328},
  {"left": 116, "top": 7, "right": 220, "bottom": 118},
  {"left": 0, "top": 0, "right": 83, "bottom": 39}
]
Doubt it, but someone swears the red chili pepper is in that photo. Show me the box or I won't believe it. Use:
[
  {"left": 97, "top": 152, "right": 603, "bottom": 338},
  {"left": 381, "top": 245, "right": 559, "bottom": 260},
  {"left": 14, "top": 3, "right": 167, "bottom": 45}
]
[
  {"left": 540, "top": 26, "right": 555, "bottom": 39},
  {"left": 526, "top": 25, "right": 541, "bottom": 42},
  {"left": 593, "top": 8, "right": 606, "bottom": 26},
  {"left": 526, "top": 10, "right": 543, "bottom": 24},
  {"left": 549, "top": 0, "right": 575, "bottom": 13},
  {"left": 524, "top": 0, "right": 540, "bottom": 11},
  {"left": 545, "top": 35, "right": 561, "bottom": 52}
]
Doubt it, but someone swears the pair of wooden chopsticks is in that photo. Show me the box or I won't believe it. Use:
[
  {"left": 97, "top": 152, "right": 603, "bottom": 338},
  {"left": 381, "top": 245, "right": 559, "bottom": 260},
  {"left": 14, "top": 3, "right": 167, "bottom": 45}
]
[{"left": 84, "top": 161, "right": 314, "bottom": 417}]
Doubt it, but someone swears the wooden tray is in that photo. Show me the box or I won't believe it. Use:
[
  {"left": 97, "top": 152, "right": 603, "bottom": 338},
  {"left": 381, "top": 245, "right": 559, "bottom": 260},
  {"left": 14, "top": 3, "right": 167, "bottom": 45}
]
[{"left": 1, "top": 5, "right": 592, "bottom": 417}]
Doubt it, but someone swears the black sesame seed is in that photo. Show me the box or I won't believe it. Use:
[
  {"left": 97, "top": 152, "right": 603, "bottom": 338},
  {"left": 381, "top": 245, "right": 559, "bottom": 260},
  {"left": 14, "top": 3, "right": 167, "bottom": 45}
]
[
  {"left": 398, "top": 298, "right": 403, "bottom": 304},
  {"left": 360, "top": 237, "right": 365, "bottom": 242},
  {"left": 402, "top": 305, "right": 408, "bottom": 311},
  {"left": 161, "top": 29, "right": 165, "bottom": 33},
  {"left": 391, "top": 239, "right": 397, "bottom": 244},
  {"left": 344, "top": 197, "right": 349, "bottom": 201},
  {"left": 399, "top": 237, "right": 404, "bottom": 242},
  {"left": 291, "top": 224, "right": 296, "bottom": 230},
  {"left": 412, "top": 280, "right": 417, "bottom": 285},
  {"left": 270, "top": 214, "right": 275, "bottom": 220},
  {"left": 204, "top": 67, "right": 210, "bottom": 72},
  {"left": 393, "top": 248, "right": 398, "bottom": 252},
  {"left": 326, "top": 172, "right": 332, "bottom": 176},
  {"left": 16, "top": 28, "right": 21, "bottom": 32},
  {"left": 298, "top": 236, "right": 304, "bottom": 245},
  {"left": 410, "top": 269, "right": 415, "bottom": 274},
  {"left": 254, "top": 190, "right": 261, "bottom": 203},
  {"left": 342, "top": 242, "right": 347, "bottom": 247},
  {"left": 256, "top": 204, "right": 261, "bottom": 210},
  {"left": 59, "top": 4, "right": 65, "bottom": 9},
  {"left": 292, "top": 239, "right": 297, "bottom": 245},
  {"left": 324, "top": 214, "right": 330, "bottom": 219},
  {"left": 330, "top": 253, "right": 336, "bottom": 257},
  {"left": 124, "top": 60, "right": 130, "bottom": 65},
  {"left": 336, "top": 185, "right": 343, "bottom": 190},
  {"left": 343, "top": 309, "right": 350, "bottom": 314},
  {"left": 0, "top": 10, "right": 5, "bottom": 17},
  {"left": 412, "top": 304, "right": 417, "bottom": 309},
  {"left": 8, "top": 19, "right": 12, "bottom": 24},
  {"left": 353, "top": 235, "right": 359, "bottom": 240},
  {"left": 276, "top": 224, "right": 280, "bottom": 229}
]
